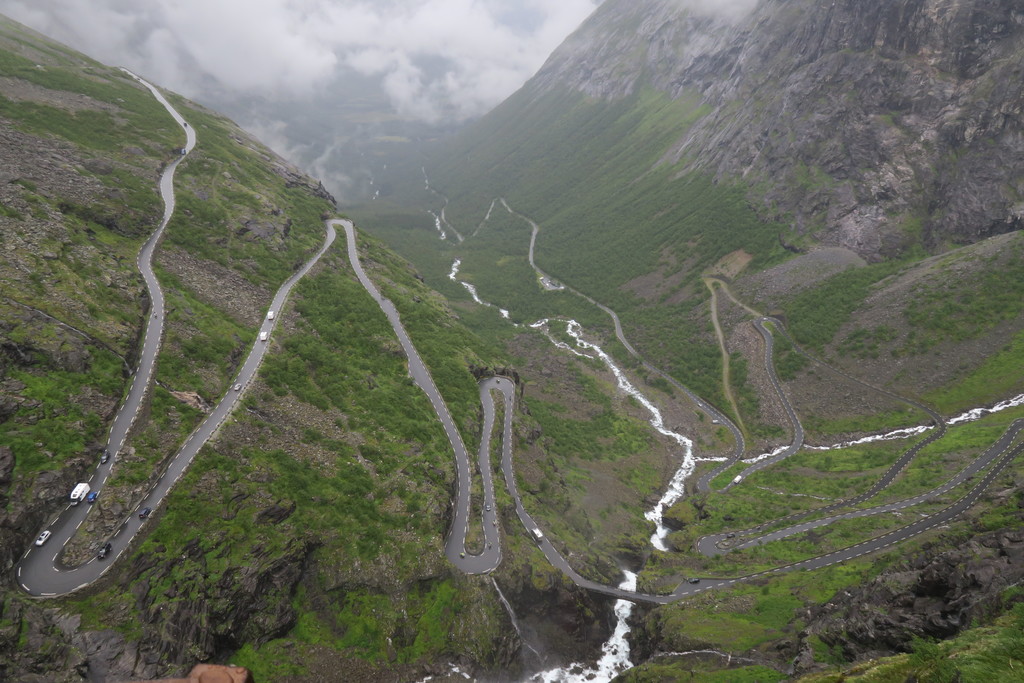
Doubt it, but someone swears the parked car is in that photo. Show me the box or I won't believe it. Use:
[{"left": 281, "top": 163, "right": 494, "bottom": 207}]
[
  {"left": 34, "top": 530, "right": 51, "bottom": 546},
  {"left": 86, "top": 490, "right": 99, "bottom": 504},
  {"left": 139, "top": 507, "right": 153, "bottom": 519},
  {"left": 98, "top": 542, "right": 112, "bottom": 560}
]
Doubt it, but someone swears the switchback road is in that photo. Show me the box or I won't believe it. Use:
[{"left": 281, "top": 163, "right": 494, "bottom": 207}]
[
  {"left": 340, "top": 220, "right": 500, "bottom": 573},
  {"left": 17, "top": 75, "right": 336, "bottom": 597}
]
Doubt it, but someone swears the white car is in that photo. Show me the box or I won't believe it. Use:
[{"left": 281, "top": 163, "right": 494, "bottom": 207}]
[
  {"left": 34, "top": 530, "right": 51, "bottom": 546},
  {"left": 233, "top": 383, "right": 242, "bottom": 391},
  {"left": 259, "top": 331, "right": 269, "bottom": 342},
  {"left": 267, "top": 310, "right": 275, "bottom": 320}
]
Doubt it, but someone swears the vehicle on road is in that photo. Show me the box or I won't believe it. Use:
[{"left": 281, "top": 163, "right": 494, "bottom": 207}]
[
  {"left": 485, "top": 504, "right": 491, "bottom": 511},
  {"left": 70, "top": 483, "right": 90, "bottom": 505},
  {"left": 233, "top": 383, "right": 242, "bottom": 391},
  {"left": 34, "top": 530, "right": 51, "bottom": 546},
  {"left": 532, "top": 528, "right": 544, "bottom": 541},
  {"left": 259, "top": 331, "right": 269, "bottom": 342},
  {"left": 267, "top": 310, "right": 275, "bottom": 320},
  {"left": 98, "top": 543, "right": 112, "bottom": 559},
  {"left": 86, "top": 491, "right": 98, "bottom": 504},
  {"left": 139, "top": 507, "right": 153, "bottom": 519},
  {"left": 733, "top": 475, "right": 742, "bottom": 484},
  {"left": 100, "top": 450, "right": 110, "bottom": 464},
  {"left": 688, "top": 577, "right": 700, "bottom": 584}
]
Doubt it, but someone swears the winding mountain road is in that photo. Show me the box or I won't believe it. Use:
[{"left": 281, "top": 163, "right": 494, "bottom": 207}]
[
  {"left": 340, "top": 220, "right": 499, "bottom": 573},
  {"left": 17, "top": 73, "right": 336, "bottom": 597},
  {"left": 701, "top": 419, "right": 1024, "bottom": 556},
  {"left": 409, "top": 199, "right": 1024, "bottom": 604}
]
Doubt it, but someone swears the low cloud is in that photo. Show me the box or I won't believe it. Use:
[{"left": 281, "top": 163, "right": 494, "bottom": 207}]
[{"left": 0, "top": 0, "right": 601, "bottom": 123}]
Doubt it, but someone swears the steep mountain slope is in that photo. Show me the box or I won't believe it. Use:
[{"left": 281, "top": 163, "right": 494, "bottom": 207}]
[
  {"left": 526, "top": 0, "right": 1024, "bottom": 258},
  {"left": 348, "top": 0, "right": 1024, "bottom": 680},
  {"left": 0, "top": 16, "right": 611, "bottom": 682}
]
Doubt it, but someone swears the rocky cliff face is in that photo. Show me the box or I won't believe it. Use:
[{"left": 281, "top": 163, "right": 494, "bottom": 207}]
[
  {"left": 531, "top": 0, "right": 1024, "bottom": 260},
  {"left": 794, "top": 519, "right": 1024, "bottom": 674}
]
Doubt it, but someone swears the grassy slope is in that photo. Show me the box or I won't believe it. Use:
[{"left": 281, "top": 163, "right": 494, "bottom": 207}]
[
  {"left": 0, "top": 18, "right": 512, "bottom": 680},
  {"left": 0, "top": 20, "right": 178, "bottom": 482}
]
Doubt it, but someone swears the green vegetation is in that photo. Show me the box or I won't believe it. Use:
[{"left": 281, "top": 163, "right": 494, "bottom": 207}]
[
  {"left": 367, "top": 236, "right": 504, "bottom": 438},
  {"left": 803, "top": 604, "right": 1024, "bottom": 682},
  {"left": 770, "top": 323, "right": 810, "bottom": 381},
  {"left": 783, "top": 261, "right": 903, "bottom": 351},
  {"left": 802, "top": 405, "right": 926, "bottom": 439},
  {"left": 0, "top": 48, "right": 178, "bottom": 153},
  {"left": 620, "top": 661, "right": 787, "bottom": 682},
  {"left": 165, "top": 100, "right": 327, "bottom": 287},
  {"left": 925, "top": 328, "right": 1024, "bottom": 414},
  {"left": 1, "top": 339, "right": 122, "bottom": 477},
  {"left": 904, "top": 240, "right": 1024, "bottom": 345},
  {"left": 69, "top": 239, "right": 510, "bottom": 671},
  {"left": 526, "top": 365, "right": 655, "bottom": 463}
]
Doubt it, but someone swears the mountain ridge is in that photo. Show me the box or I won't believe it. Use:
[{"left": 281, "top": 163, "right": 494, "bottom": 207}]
[{"left": 518, "top": 0, "right": 1024, "bottom": 260}]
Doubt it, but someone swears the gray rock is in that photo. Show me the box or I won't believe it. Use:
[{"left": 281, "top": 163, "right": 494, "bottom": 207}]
[{"left": 532, "top": 0, "right": 1024, "bottom": 261}]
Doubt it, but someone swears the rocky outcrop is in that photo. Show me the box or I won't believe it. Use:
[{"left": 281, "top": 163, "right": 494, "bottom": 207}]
[
  {"left": 0, "top": 536, "right": 315, "bottom": 682},
  {"left": 531, "top": 0, "right": 1024, "bottom": 260},
  {"left": 794, "top": 524, "right": 1024, "bottom": 673}
]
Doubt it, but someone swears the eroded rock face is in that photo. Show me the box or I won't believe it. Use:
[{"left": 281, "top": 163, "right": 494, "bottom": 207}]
[
  {"left": 796, "top": 526, "right": 1024, "bottom": 669},
  {"left": 532, "top": 0, "right": 1024, "bottom": 260}
]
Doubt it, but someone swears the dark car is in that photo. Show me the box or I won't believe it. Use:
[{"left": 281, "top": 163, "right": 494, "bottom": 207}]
[
  {"left": 98, "top": 542, "right": 112, "bottom": 560},
  {"left": 139, "top": 507, "right": 153, "bottom": 519},
  {"left": 86, "top": 491, "right": 99, "bottom": 504},
  {"left": 100, "top": 450, "right": 110, "bottom": 464},
  {"left": 688, "top": 577, "right": 701, "bottom": 584}
]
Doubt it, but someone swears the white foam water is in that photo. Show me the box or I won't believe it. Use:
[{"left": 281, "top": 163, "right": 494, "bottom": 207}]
[
  {"left": 802, "top": 392, "right": 1024, "bottom": 452},
  {"left": 529, "top": 319, "right": 700, "bottom": 681},
  {"left": 448, "top": 259, "right": 511, "bottom": 318},
  {"left": 560, "top": 321, "right": 696, "bottom": 551},
  {"left": 532, "top": 572, "right": 638, "bottom": 683}
]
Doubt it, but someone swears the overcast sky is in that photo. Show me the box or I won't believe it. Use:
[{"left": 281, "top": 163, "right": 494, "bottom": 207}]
[{"left": 0, "top": 0, "right": 603, "bottom": 123}]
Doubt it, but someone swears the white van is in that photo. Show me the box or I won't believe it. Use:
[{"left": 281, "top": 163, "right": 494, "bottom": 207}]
[
  {"left": 267, "top": 310, "right": 275, "bottom": 320},
  {"left": 259, "top": 331, "right": 269, "bottom": 342},
  {"left": 70, "top": 482, "right": 90, "bottom": 505},
  {"left": 532, "top": 528, "right": 544, "bottom": 541}
]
